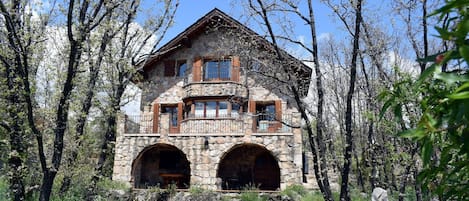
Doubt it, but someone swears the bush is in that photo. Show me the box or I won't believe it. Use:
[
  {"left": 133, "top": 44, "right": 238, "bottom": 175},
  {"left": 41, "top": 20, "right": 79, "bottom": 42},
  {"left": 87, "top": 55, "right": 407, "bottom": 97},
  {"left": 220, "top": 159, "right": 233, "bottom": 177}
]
[
  {"left": 0, "top": 176, "right": 9, "bottom": 201},
  {"left": 281, "top": 184, "right": 307, "bottom": 200},
  {"left": 239, "top": 191, "right": 268, "bottom": 201}
]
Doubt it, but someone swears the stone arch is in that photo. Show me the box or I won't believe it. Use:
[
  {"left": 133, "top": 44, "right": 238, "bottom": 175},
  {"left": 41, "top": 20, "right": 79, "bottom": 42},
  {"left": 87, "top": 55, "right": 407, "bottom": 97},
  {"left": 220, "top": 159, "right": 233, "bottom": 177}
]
[
  {"left": 131, "top": 143, "right": 190, "bottom": 189},
  {"left": 217, "top": 143, "right": 280, "bottom": 190}
]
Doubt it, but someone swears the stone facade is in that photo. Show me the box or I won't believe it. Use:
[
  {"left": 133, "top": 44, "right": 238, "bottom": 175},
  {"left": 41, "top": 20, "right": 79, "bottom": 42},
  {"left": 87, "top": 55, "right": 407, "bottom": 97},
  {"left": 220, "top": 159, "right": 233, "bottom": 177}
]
[{"left": 112, "top": 9, "right": 314, "bottom": 191}]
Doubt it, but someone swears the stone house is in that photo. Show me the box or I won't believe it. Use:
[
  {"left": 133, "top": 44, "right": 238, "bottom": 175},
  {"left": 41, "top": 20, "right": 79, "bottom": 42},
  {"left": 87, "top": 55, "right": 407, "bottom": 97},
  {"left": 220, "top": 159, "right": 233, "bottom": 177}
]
[{"left": 112, "top": 8, "right": 313, "bottom": 191}]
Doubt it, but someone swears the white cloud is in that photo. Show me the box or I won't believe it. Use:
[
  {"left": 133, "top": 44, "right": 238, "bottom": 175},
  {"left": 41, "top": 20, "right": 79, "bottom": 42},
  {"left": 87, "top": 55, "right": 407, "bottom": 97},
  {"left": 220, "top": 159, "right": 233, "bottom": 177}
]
[{"left": 318, "top": 33, "right": 331, "bottom": 41}]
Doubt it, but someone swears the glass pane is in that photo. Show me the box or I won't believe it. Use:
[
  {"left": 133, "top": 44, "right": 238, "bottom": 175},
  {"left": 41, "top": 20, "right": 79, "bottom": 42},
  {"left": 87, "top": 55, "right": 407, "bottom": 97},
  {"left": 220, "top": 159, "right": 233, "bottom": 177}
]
[
  {"left": 195, "top": 102, "right": 204, "bottom": 117},
  {"left": 206, "top": 101, "right": 217, "bottom": 117},
  {"left": 204, "top": 61, "right": 218, "bottom": 80},
  {"left": 219, "top": 101, "right": 228, "bottom": 117},
  {"left": 177, "top": 62, "right": 187, "bottom": 77},
  {"left": 266, "top": 104, "right": 276, "bottom": 120},
  {"left": 171, "top": 107, "right": 178, "bottom": 126},
  {"left": 232, "top": 103, "right": 240, "bottom": 117},
  {"left": 219, "top": 60, "right": 231, "bottom": 79}
]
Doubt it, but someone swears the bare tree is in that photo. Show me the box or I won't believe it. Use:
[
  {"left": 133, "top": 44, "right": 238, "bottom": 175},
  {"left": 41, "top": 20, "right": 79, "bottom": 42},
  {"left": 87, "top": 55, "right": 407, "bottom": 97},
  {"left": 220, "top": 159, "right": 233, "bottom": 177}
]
[{"left": 245, "top": 0, "right": 334, "bottom": 200}]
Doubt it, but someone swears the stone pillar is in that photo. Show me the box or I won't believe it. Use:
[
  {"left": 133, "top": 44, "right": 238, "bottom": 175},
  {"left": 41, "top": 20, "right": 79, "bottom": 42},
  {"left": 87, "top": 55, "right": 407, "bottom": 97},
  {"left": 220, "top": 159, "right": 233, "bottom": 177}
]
[
  {"left": 117, "top": 112, "right": 126, "bottom": 136},
  {"left": 160, "top": 114, "right": 169, "bottom": 139},
  {"left": 244, "top": 114, "right": 253, "bottom": 136},
  {"left": 292, "top": 112, "right": 303, "bottom": 169}
]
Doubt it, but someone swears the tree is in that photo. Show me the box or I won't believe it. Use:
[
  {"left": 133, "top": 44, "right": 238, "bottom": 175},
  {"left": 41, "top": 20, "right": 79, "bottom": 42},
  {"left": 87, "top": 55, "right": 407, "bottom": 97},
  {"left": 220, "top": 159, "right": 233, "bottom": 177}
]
[
  {"left": 85, "top": 1, "right": 178, "bottom": 198},
  {"left": 1, "top": 0, "right": 131, "bottom": 200},
  {"left": 244, "top": 0, "right": 334, "bottom": 200},
  {"left": 339, "top": 0, "right": 362, "bottom": 200},
  {"left": 0, "top": 1, "right": 49, "bottom": 200}
]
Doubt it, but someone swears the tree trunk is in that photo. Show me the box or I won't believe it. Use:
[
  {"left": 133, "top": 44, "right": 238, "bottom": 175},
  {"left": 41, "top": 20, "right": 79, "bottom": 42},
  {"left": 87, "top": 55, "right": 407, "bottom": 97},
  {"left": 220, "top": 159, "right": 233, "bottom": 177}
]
[
  {"left": 307, "top": 1, "right": 333, "bottom": 199},
  {"left": 7, "top": 123, "right": 26, "bottom": 201},
  {"left": 39, "top": 171, "right": 57, "bottom": 201},
  {"left": 398, "top": 164, "right": 412, "bottom": 201},
  {"left": 340, "top": 0, "right": 362, "bottom": 200}
]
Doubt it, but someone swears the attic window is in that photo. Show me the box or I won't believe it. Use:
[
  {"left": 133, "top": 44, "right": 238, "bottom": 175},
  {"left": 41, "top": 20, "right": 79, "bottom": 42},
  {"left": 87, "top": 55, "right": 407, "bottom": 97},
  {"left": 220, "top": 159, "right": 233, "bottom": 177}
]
[{"left": 164, "top": 60, "right": 187, "bottom": 77}]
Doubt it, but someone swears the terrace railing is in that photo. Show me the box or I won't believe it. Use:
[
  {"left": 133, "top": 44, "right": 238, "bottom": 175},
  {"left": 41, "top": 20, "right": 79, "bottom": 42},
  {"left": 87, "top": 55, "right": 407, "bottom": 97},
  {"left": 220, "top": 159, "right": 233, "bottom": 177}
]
[{"left": 123, "top": 113, "right": 296, "bottom": 134}]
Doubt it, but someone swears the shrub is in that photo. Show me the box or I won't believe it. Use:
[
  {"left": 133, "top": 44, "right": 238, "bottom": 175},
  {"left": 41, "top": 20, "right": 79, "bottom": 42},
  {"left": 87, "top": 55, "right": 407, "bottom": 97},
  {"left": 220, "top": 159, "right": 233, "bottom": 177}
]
[{"left": 0, "top": 176, "right": 9, "bottom": 201}]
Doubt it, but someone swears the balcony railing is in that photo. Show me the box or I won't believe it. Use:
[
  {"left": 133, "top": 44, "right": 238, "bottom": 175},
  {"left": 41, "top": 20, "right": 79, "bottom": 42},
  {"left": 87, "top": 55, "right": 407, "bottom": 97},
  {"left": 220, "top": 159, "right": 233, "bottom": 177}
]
[
  {"left": 253, "top": 114, "right": 294, "bottom": 133},
  {"left": 124, "top": 114, "right": 154, "bottom": 134},
  {"left": 181, "top": 118, "right": 244, "bottom": 133},
  {"left": 122, "top": 113, "right": 296, "bottom": 134}
]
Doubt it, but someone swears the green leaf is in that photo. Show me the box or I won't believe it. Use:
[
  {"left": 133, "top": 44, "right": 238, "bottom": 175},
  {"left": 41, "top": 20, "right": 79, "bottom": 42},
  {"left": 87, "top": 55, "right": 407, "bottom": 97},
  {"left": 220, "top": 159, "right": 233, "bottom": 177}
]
[
  {"left": 422, "top": 140, "right": 434, "bottom": 167},
  {"left": 399, "top": 129, "right": 426, "bottom": 140},
  {"left": 417, "top": 64, "right": 436, "bottom": 84},
  {"left": 455, "top": 82, "right": 469, "bottom": 93},
  {"left": 379, "top": 97, "right": 394, "bottom": 120},
  {"left": 435, "top": 26, "right": 452, "bottom": 40},
  {"left": 459, "top": 46, "right": 469, "bottom": 64},
  {"left": 434, "top": 72, "right": 469, "bottom": 84},
  {"left": 448, "top": 91, "right": 469, "bottom": 99}
]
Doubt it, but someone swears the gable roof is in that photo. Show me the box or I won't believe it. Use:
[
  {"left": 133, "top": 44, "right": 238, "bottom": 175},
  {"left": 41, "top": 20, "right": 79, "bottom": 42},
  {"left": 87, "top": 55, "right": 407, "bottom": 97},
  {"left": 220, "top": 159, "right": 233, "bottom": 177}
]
[{"left": 136, "top": 8, "right": 311, "bottom": 95}]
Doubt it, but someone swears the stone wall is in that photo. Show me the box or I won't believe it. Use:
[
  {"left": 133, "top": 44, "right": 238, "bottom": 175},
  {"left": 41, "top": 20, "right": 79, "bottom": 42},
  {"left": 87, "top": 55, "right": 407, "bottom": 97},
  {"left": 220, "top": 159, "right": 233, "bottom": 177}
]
[{"left": 113, "top": 131, "right": 303, "bottom": 190}]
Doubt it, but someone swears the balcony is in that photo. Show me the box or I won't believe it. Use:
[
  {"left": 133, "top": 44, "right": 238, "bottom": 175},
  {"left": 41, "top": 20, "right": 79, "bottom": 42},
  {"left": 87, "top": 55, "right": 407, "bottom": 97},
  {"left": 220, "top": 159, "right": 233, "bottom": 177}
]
[
  {"left": 182, "top": 81, "right": 248, "bottom": 99},
  {"left": 121, "top": 113, "right": 297, "bottom": 136}
]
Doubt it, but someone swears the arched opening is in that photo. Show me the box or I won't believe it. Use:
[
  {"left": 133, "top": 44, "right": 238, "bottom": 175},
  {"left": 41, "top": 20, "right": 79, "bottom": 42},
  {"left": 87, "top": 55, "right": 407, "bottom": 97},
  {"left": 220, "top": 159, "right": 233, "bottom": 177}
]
[
  {"left": 217, "top": 143, "right": 280, "bottom": 190},
  {"left": 132, "top": 144, "right": 190, "bottom": 189}
]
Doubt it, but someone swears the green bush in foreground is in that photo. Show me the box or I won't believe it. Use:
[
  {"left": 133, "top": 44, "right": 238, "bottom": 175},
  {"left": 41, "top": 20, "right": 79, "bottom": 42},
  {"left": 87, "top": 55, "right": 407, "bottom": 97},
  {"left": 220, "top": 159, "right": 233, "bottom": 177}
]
[{"left": 0, "top": 176, "right": 9, "bottom": 200}]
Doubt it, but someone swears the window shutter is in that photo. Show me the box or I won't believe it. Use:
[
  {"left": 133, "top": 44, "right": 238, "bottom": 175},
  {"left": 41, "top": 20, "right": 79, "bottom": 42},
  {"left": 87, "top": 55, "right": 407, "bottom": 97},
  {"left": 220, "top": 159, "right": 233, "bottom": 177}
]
[
  {"left": 249, "top": 100, "right": 257, "bottom": 131},
  {"left": 231, "top": 56, "right": 240, "bottom": 82},
  {"left": 249, "top": 100, "right": 256, "bottom": 113},
  {"left": 275, "top": 100, "right": 282, "bottom": 130},
  {"left": 153, "top": 103, "right": 159, "bottom": 133},
  {"left": 193, "top": 57, "right": 202, "bottom": 82},
  {"left": 177, "top": 102, "right": 183, "bottom": 132},
  {"left": 164, "top": 60, "right": 176, "bottom": 76}
]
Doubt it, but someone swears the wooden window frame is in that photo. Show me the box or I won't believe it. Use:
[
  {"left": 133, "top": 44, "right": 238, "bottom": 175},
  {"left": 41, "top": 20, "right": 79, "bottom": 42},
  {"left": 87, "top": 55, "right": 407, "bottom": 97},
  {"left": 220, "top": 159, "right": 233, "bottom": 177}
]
[
  {"left": 192, "top": 56, "right": 240, "bottom": 82},
  {"left": 203, "top": 58, "right": 232, "bottom": 81},
  {"left": 251, "top": 100, "right": 282, "bottom": 132},
  {"left": 160, "top": 103, "right": 183, "bottom": 133}
]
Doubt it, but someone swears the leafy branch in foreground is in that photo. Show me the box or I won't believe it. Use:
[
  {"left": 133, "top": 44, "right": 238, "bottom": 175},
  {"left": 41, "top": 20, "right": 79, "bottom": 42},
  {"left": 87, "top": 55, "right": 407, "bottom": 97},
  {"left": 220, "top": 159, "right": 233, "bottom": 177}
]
[{"left": 380, "top": 1, "right": 469, "bottom": 200}]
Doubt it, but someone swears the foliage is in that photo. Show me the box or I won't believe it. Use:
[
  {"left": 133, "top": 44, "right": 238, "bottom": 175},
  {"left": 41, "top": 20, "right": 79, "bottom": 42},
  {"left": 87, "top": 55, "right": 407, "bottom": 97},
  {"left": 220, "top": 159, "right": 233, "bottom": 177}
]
[
  {"left": 380, "top": 0, "right": 469, "bottom": 200},
  {"left": 0, "top": 176, "right": 9, "bottom": 200},
  {"left": 188, "top": 185, "right": 210, "bottom": 195},
  {"left": 238, "top": 185, "right": 266, "bottom": 201},
  {"left": 96, "top": 178, "right": 130, "bottom": 192},
  {"left": 239, "top": 191, "right": 268, "bottom": 201},
  {"left": 281, "top": 184, "right": 307, "bottom": 200}
]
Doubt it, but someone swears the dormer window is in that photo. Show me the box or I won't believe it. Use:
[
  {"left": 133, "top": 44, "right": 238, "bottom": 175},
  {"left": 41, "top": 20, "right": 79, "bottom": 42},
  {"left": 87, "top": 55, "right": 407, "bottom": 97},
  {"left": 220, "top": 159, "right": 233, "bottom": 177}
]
[{"left": 204, "top": 59, "right": 231, "bottom": 81}]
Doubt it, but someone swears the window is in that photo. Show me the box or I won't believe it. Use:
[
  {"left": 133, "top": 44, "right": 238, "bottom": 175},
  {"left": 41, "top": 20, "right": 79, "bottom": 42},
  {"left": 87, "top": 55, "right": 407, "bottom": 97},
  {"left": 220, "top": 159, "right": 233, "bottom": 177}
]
[
  {"left": 204, "top": 59, "right": 231, "bottom": 80},
  {"left": 177, "top": 61, "right": 187, "bottom": 77},
  {"left": 164, "top": 60, "right": 187, "bottom": 77},
  {"left": 251, "top": 100, "right": 282, "bottom": 132},
  {"left": 189, "top": 100, "right": 240, "bottom": 118},
  {"left": 256, "top": 103, "right": 276, "bottom": 121},
  {"left": 161, "top": 105, "right": 178, "bottom": 126},
  {"left": 232, "top": 103, "right": 241, "bottom": 117}
]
